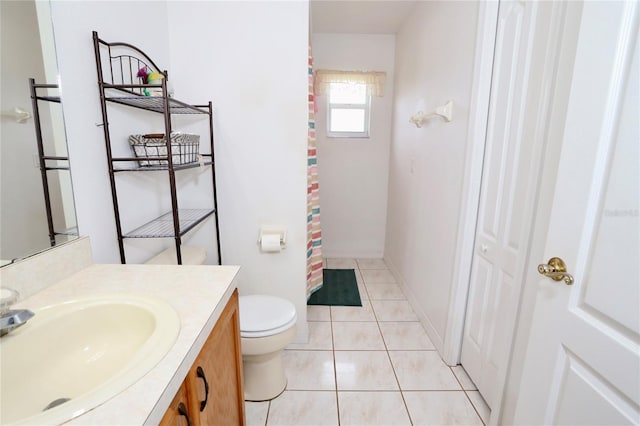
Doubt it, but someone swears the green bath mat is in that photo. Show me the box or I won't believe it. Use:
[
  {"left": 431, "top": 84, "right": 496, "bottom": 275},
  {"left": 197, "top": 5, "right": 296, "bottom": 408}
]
[{"left": 307, "top": 269, "right": 362, "bottom": 307}]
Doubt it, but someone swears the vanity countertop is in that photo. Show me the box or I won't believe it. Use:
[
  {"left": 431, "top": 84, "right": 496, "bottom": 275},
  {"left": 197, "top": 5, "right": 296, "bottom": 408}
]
[{"left": 13, "top": 262, "right": 240, "bottom": 425}]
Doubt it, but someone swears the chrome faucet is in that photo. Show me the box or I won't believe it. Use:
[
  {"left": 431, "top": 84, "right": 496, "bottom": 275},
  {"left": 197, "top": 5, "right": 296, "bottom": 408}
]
[{"left": 0, "top": 288, "right": 34, "bottom": 336}]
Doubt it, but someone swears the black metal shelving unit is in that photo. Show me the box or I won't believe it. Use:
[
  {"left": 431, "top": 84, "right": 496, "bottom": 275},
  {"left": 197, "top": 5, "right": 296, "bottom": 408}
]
[
  {"left": 29, "top": 79, "right": 78, "bottom": 246},
  {"left": 92, "top": 31, "right": 221, "bottom": 265}
]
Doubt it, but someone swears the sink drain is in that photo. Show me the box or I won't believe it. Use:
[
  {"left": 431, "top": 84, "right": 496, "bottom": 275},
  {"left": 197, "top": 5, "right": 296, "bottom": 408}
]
[{"left": 43, "top": 398, "right": 71, "bottom": 411}]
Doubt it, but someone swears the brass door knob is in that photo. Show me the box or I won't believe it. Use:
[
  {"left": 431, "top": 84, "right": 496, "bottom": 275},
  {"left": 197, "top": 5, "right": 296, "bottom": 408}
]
[{"left": 538, "top": 257, "right": 574, "bottom": 285}]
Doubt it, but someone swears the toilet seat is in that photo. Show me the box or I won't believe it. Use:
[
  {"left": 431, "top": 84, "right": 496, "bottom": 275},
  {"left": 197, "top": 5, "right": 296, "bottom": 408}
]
[{"left": 239, "top": 295, "right": 297, "bottom": 338}]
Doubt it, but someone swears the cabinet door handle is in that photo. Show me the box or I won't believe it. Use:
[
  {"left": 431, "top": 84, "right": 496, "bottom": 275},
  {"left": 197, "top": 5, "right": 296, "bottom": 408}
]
[
  {"left": 177, "top": 402, "right": 192, "bottom": 426},
  {"left": 196, "top": 366, "right": 209, "bottom": 411}
]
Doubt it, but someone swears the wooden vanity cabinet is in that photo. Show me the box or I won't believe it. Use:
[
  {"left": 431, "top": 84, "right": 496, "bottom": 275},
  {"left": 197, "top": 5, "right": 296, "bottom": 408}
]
[
  {"left": 160, "top": 290, "right": 245, "bottom": 426},
  {"left": 159, "top": 384, "right": 192, "bottom": 426}
]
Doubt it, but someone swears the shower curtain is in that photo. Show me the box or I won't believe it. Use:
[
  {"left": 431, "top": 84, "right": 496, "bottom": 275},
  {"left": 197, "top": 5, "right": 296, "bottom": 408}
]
[{"left": 306, "top": 45, "right": 323, "bottom": 299}]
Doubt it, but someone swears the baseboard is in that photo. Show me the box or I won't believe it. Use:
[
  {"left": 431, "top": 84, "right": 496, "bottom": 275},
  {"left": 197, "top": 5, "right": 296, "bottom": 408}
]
[
  {"left": 323, "top": 248, "right": 384, "bottom": 259},
  {"left": 383, "top": 255, "right": 446, "bottom": 357}
]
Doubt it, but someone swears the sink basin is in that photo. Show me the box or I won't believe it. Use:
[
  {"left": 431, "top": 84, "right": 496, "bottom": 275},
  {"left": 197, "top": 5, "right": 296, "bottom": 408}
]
[{"left": 0, "top": 294, "right": 180, "bottom": 425}]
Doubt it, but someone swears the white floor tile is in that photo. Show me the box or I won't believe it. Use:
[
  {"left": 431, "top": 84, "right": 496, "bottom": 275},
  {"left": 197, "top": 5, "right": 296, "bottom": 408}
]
[
  {"left": 366, "top": 284, "right": 406, "bottom": 300},
  {"left": 326, "top": 258, "right": 357, "bottom": 269},
  {"left": 283, "top": 351, "right": 335, "bottom": 390},
  {"left": 452, "top": 365, "right": 477, "bottom": 390},
  {"left": 371, "top": 300, "right": 419, "bottom": 321},
  {"left": 467, "top": 390, "right": 491, "bottom": 424},
  {"left": 332, "top": 322, "right": 385, "bottom": 350},
  {"left": 360, "top": 269, "right": 397, "bottom": 284},
  {"left": 287, "top": 322, "right": 333, "bottom": 350},
  {"left": 267, "top": 391, "right": 338, "bottom": 426},
  {"left": 357, "top": 284, "right": 369, "bottom": 301},
  {"left": 245, "top": 401, "right": 269, "bottom": 426},
  {"left": 279, "top": 250, "right": 489, "bottom": 425},
  {"left": 338, "top": 391, "right": 411, "bottom": 426},
  {"left": 307, "top": 305, "right": 331, "bottom": 321},
  {"left": 335, "top": 351, "right": 399, "bottom": 391},
  {"left": 354, "top": 270, "right": 369, "bottom": 301},
  {"left": 379, "top": 322, "right": 436, "bottom": 350},
  {"left": 389, "top": 351, "right": 461, "bottom": 390},
  {"left": 331, "top": 300, "right": 377, "bottom": 322},
  {"left": 403, "top": 391, "right": 484, "bottom": 425},
  {"left": 356, "top": 258, "right": 388, "bottom": 269}
]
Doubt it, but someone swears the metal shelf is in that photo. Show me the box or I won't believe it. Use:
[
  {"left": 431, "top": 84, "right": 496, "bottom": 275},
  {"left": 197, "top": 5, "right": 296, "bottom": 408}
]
[
  {"left": 30, "top": 78, "right": 68, "bottom": 247},
  {"left": 113, "top": 160, "right": 212, "bottom": 172},
  {"left": 94, "top": 31, "right": 222, "bottom": 265},
  {"left": 104, "top": 92, "right": 208, "bottom": 115},
  {"left": 124, "top": 208, "right": 215, "bottom": 238},
  {"left": 55, "top": 226, "right": 79, "bottom": 236},
  {"left": 35, "top": 95, "right": 61, "bottom": 103}
]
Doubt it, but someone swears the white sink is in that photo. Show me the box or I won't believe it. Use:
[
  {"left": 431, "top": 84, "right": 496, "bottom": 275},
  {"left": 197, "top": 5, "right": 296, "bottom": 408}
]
[{"left": 0, "top": 294, "right": 180, "bottom": 425}]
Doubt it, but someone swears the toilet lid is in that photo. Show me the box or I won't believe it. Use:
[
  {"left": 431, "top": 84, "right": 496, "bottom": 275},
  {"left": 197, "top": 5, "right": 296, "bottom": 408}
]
[{"left": 239, "top": 295, "right": 297, "bottom": 338}]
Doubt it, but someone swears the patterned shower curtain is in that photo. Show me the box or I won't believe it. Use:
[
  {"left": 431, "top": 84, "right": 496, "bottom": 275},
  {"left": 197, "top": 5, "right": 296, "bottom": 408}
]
[{"left": 306, "top": 45, "right": 323, "bottom": 299}]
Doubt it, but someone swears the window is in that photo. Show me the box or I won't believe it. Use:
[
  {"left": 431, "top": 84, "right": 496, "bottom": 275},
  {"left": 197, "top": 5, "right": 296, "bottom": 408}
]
[
  {"left": 327, "top": 82, "right": 371, "bottom": 138},
  {"left": 314, "top": 70, "right": 386, "bottom": 139}
]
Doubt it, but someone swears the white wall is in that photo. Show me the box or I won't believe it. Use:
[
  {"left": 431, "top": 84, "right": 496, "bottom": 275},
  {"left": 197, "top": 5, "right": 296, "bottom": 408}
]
[
  {"left": 35, "top": 1, "right": 77, "bottom": 234},
  {"left": 312, "top": 33, "right": 395, "bottom": 258},
  {"left": 166, "top": 1, "right": 309, "bottom": 341},
  {"left": 385, "top": 1, "right": 479, "bottom": 353},
  {"left": 50, "top": 1, "right": 309, "bottom": 341},
  {"left": 50, "top": 1, "right": 176, "bottom": 264},
  {"left": 1, "top": 0, "right": 52, "bottom": 261}
]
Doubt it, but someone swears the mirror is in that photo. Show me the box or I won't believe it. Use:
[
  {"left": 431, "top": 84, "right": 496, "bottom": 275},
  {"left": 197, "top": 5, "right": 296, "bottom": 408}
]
[{"left": 0, "top": 0, "right": 78, "bottom": 266}]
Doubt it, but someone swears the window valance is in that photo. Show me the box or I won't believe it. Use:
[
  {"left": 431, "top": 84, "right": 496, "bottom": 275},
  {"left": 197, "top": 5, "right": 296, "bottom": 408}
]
[{"left": 314, "top": 70, "right": 387, "bottom": 97}]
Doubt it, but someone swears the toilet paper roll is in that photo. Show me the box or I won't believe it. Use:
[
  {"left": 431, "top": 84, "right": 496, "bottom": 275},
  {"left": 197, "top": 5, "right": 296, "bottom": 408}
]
[{"left": 261, "top": 234, "right": 281, "bottom": 253}]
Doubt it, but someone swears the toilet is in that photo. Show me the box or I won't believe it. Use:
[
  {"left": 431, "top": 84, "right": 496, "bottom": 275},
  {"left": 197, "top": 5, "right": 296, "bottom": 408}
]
[
  {"left": 146, "top": 247, "right": 297, "bottom": 401},
  {"left": 239, "top": 295, "right": 297, "bottom": 401}
]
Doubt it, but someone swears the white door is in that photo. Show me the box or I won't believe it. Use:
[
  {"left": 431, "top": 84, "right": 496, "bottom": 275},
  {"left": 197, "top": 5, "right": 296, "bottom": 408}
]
[
  {"left": 513, "top": 1, "right": 639, "bottom": 424},
  {"left": 461, "top": 0, "right": 543, "bottom": 408}
]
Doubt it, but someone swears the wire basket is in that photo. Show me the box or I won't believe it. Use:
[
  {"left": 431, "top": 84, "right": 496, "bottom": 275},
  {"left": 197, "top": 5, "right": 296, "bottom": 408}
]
[{"left": 129, "top": 133, "right": 199, "bottom": 167}]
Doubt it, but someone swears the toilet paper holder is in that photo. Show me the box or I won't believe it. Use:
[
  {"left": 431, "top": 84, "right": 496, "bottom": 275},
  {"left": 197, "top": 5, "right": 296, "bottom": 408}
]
[{"left": 258, "top": 227, "right": 287, "bottom": 250}]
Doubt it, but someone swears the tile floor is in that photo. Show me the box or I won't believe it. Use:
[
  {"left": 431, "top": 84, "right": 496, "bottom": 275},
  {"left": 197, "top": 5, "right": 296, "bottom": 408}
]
[{"left": 245, "top": 258, "right": 491, "bottom": 426}]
